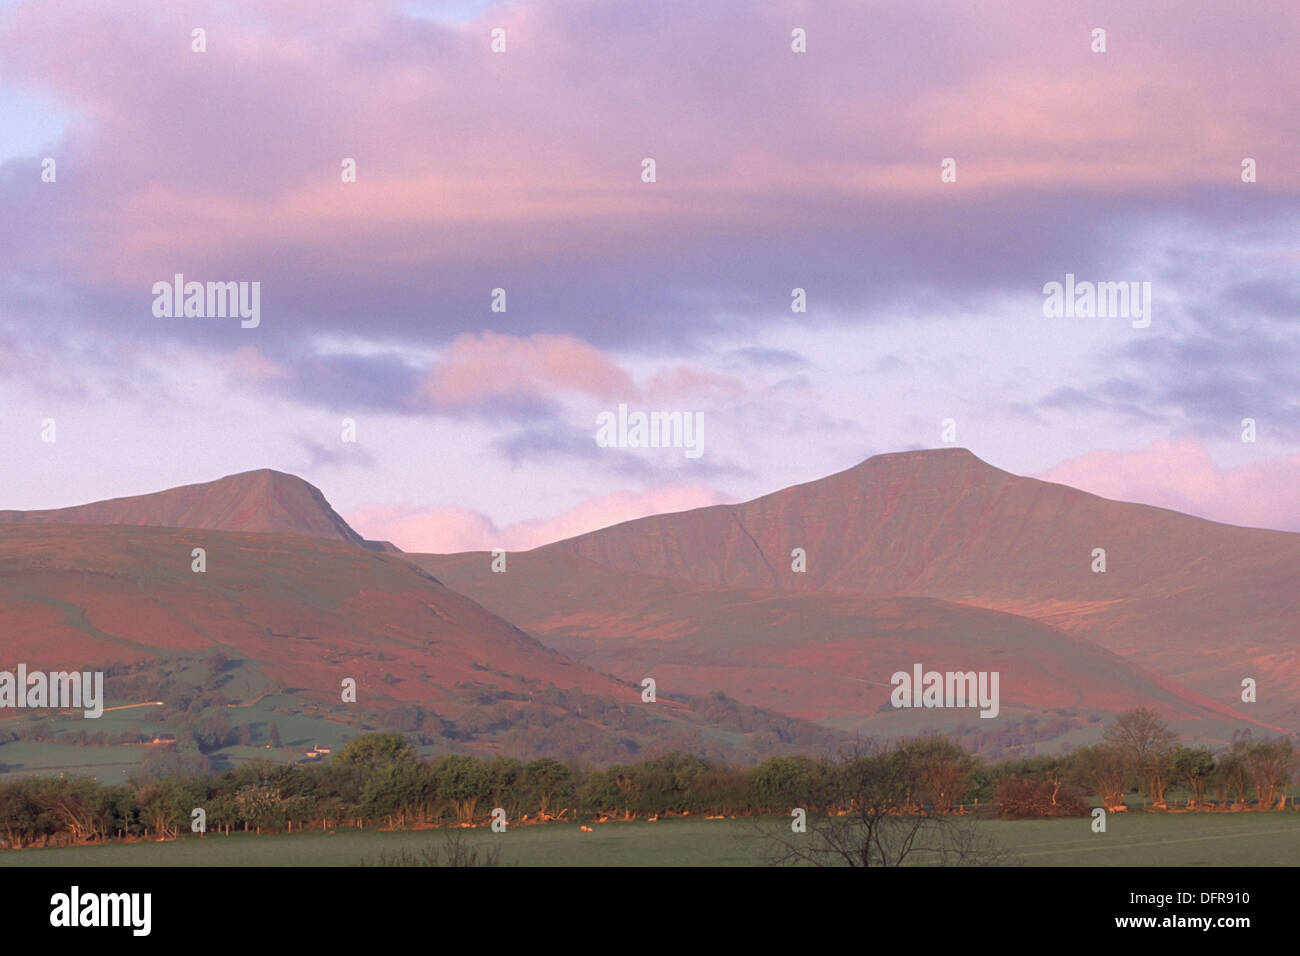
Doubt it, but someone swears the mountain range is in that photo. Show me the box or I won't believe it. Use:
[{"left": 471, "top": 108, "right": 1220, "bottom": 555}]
[{"left": 1, "top": 449, "right": 1294, "bottom": 761}]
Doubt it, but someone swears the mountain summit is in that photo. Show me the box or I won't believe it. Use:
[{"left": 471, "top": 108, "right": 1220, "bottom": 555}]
[
  {"left": 0, "top": 469, "right": 397, "bottom": 551},
  {"left": 536, "top": 447, "right": 1300, "bottom": 721}
]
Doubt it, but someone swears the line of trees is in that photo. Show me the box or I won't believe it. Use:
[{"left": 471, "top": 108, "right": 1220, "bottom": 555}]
[
  {"left": 0, "top": 734, "right": 981, "bottom": 849},
  {"left": 1066, "top": 709, "right": 1296, "bottom": 811},
  {"left": 1, "top": 710, "right": 1295, "bottom": 849}
]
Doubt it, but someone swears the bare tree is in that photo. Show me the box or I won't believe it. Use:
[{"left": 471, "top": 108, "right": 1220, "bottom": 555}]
[
  {"left": 1217, "top": 741, "right": 1251, "bottom": 806},
  {"left": 1171, "top": 746, "right": 1214, "bottom": 806},
  {"left": 1104, "top": 708, "right": 1177, "bottom": 806},
  {"left": 1070, "top": 743, "right": 1128, "bottom": 810},
  {"left": 1244, "top": 739, "right": 1297, "bottom": 808},
  {"left": 358, "top": 830, "right": 502, "bottom": 867},
  {"left": 763, "top": 740, "right": 1011, "bottom": 867}
]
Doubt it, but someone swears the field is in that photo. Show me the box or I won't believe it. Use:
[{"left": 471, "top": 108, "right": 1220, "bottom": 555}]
[
  {"left": 4, "top": 812, "right": 1299, "bottom": 867},
  {"left": 0, "top": 695, "right": 364, "bottom": 780}
]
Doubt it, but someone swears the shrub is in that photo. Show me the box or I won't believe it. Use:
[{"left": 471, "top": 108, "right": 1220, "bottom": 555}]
[{"left": 995, "top": 777, "right": 1090, "bottom": 818}]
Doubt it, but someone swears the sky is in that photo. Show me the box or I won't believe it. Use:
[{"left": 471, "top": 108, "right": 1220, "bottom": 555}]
[{"left": 2, "top": 0, "right": 1298, "bottom": 551}]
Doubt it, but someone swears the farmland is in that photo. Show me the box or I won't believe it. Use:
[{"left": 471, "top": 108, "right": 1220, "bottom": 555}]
[{"left": 4, "top": 812, "right": 1298, "bottom": 867}]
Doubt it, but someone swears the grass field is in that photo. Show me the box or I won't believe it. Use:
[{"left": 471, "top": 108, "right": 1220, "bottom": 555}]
[
  {"left": 4, "top": 812, "right": 1298, "bottom": 867},
  {"left": 0, "top": 695, "right": 368, "bottom": 779}
]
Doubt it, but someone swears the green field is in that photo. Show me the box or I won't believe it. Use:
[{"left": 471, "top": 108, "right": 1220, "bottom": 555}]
[
  {"left": 0, "top": 695, "right": 368, "bottom": 780},
  {"left": 4, "top": 812, "right": 1298, "bottom": 867}
]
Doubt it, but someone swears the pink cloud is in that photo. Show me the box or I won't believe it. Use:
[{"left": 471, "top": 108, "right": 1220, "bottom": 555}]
[
  {"left": 423, "top": 331, "right": 638, "bottom": 409},
  {"left": 4, "top": 0, "right": 1296, "bottom": 287},
  {"left": 1037, "top": 438, "right": 1300, "bottom": 532},
  {"left": 420, "top": 331, "right": 752, "bottom": 412},
  {"left": 349, "top": 482, "right": 733, "bottom": 553},
  {"left": 227, "top": 345, "right": 290, "bottom": 382},
  {"left": 349, "top": 504, "right": 498, "bottom": 554},
  {"left": 646, "top": 366, "right": 746, "bottom": 401}
]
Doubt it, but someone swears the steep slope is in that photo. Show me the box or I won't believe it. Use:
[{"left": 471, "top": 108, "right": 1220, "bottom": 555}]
[
  {"left": 0, "top": 524, "right": 840, "bottom": 761},
  {"left": 536, "top": 449, "right": 1300, "bottom": 723},
  {"left": 413, "top": 549, "right": 1266, "bottom": 749},
  {"left": 0, "top": 524, "right": 614, "bottom": 706},
  {"left": 0, "top": 470, "right": 398, "bottom": 552}
]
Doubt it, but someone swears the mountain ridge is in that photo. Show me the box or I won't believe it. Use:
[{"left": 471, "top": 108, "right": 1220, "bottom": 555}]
[
  {"left": 531, "top": 447, "right": 1300, "bottom": 723},
  {"left": 0, "top": 469, "right": 400, "bottom": 552},
  {"left": 7, "top": 450, "right": 1297, "bottom": 734}
]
